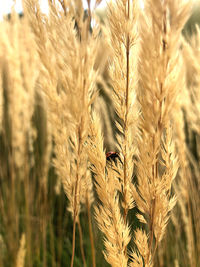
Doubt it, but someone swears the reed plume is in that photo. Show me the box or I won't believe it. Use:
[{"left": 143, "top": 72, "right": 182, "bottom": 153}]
[
  {"left": 26, "top": 1, "right": 99, "bottom": 266},
  {"left": 88, "top": 112, "right": 130, "bottom": 266},
  {"left": 131, "top": 0, "right": 191, "bottom": 265},
  {"left": 0, "top": 12, "right": 38, "bottom": 168},
  {"left": 16, "top": 234, "right": 26, "bottom": 267},
  {"left": 106, "top": 0, "right": 139, "bottom": 223}
]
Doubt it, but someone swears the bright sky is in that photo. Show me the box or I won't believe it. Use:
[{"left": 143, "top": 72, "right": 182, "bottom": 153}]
[
  {"left": 0, "top": 0, "right": 108, "bottom": 19},
  {"left": 0, "top": 0, "right": 197, "bottom": 20}
]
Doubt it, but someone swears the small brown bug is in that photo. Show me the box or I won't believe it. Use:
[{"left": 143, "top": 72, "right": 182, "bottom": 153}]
[{"left": 106, "top": 151, "right": 122, "bottom": 164}]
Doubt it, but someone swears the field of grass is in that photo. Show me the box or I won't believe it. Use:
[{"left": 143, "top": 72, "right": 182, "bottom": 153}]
[{"left": 0, "top": 0, "right": 200, "bottom": 266}]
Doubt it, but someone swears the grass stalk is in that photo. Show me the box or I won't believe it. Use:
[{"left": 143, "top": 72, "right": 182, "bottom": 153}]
[
  {"left": 77, "top": 218, "right": 86, "bottom": 267},
  {"left": 86, "top": 194, "right": 96, "bottom": 267},
  {"left": 123, "top": 0, "right": 130, "bottom": 224},
  {"left": 70, "top": 218, "right": 77, "bottom": 267},
  {"left": 71, "top": 126, "right": 83, "bottom": 267}
]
